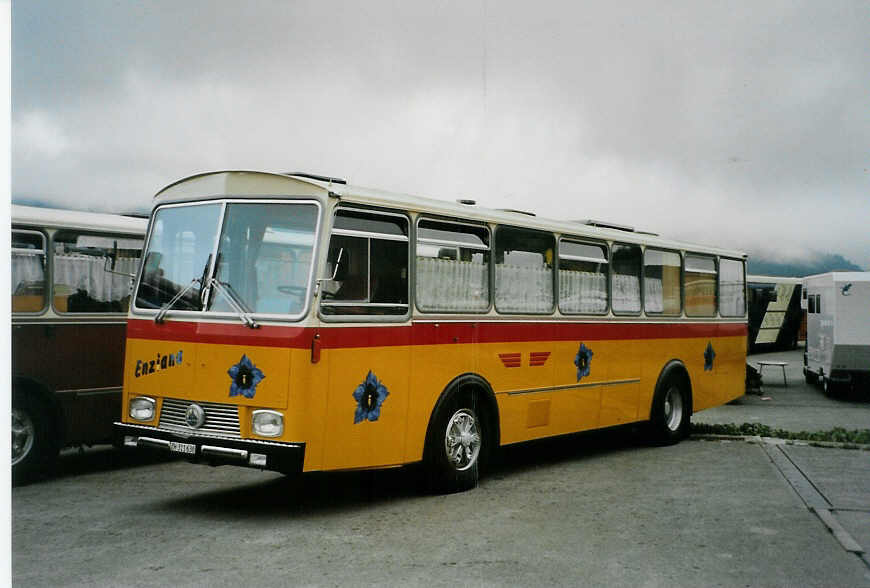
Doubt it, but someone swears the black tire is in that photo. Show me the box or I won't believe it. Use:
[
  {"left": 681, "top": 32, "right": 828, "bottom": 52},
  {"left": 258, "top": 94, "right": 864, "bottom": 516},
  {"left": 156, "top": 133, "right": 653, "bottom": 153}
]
[
  {"left": 423, "top": 392, "right": 486, "bottom": 494},
  {"left": 804, "top": 369, "right": 818, "bottom": 385},
  {"left": 12, "top": 392, "right": 59, "bottom": 485},
  {"left": 648, "top": 375, "right": 690, "bottom": 445},
  {"left": 822, "top": 378, "right": 845, "bottom": 399}
]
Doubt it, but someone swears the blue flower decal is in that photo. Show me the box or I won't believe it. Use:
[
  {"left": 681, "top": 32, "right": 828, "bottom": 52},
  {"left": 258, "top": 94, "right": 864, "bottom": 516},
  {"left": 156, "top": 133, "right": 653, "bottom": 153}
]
[
  {"left": 228, "top": 354, "right": 265, "bottom": 398},
  {"left": 353, "top": 371, "right": 389, "bottom": 424},
  {"left": 704, "top": 342, "right": 716, "bottom": 371},
  {"left": 575, "top": 343, "right": 594, "bottom": 382}
]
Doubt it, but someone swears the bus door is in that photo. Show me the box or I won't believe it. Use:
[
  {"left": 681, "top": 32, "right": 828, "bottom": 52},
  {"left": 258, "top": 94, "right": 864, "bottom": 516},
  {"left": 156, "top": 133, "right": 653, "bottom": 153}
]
[{"left": 319, "top": 208, "right": 411, "bottom": 470}]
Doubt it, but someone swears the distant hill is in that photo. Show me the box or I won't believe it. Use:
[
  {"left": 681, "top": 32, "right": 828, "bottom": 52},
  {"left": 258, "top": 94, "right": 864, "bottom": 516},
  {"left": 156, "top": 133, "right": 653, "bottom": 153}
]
[{"left": 747, "top": 253, "right": 863, "bottom": 277}]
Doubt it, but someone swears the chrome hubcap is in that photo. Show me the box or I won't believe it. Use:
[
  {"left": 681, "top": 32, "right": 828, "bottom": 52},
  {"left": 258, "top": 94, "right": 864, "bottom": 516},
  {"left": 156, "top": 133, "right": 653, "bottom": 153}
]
[
  {"left": 664, "top": 386, "right": 683, "bottom": 432},
  {"left": 12, "top": 408, "right": 35, "bottom": 467},
  {"left": 445, "top": 408, "right": 481, "bottom": 471}
]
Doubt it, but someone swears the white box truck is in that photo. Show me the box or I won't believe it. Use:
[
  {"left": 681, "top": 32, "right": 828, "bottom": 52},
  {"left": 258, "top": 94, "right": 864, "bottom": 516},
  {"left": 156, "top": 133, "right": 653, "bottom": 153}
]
[{"left": 802, "top": 272, "right": 870, "bottom": 395}]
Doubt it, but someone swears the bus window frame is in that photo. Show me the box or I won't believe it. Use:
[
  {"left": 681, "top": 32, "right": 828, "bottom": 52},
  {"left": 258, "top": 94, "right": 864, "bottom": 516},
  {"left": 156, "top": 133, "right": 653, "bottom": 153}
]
[
  {"left": 50, "top": 229, "right": 144, "bottom": 317},
  {"left": 610, "top": 242, "right": 643, "bottom": 317},
  {"left": 493, "top": 225, "right": 556, "bottom": 316},
  {"left": 642, "top": 246, "right": 683, "bottom": 317},
  {"left": 414, "top": 215, "right": 492, "bottom": 315},
  {"left": 131, "top": 197, "right": 323, "bottom": 323},
  {"left": 683, "top": 253, "right": 718, "bottom": 318},
  {"left": 11, "top": 228, "right": 49, "bottom": 316},
  {"left": 319, "top": 205, "right": 411, "bottom": 323},
  {"left": 556, "top": 237, "right": 610, "bottom": 316}
]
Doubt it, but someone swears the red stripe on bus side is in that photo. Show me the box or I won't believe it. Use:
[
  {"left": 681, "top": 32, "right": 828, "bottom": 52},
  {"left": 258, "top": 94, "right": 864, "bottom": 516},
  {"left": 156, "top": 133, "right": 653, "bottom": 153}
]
[{"left": 127, "top": 319, "right": 746, "bottom": 349}]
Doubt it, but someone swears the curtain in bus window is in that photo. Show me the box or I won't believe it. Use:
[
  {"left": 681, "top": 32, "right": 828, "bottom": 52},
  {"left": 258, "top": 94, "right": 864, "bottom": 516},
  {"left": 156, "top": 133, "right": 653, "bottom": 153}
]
[
  {"left": 612, "top": 274, "right": 641, "bottom": 313},
  {"left": 558, "top": 270, "right": 607, "bottom": 313},
  {"left": 644, "top": 277, "right": 664, "bottom": 313},
  {"left": 416, "top": 257, "right": 488, "bottom": 312},
  {"left": 53, "top": 255, "right": 138, "bottom": 312},
  {"left": 11, "top": 252, "right": 45, "bottom": 312},
  {"left": 495, "top": 264, "right": 553, "bottom": 313}
]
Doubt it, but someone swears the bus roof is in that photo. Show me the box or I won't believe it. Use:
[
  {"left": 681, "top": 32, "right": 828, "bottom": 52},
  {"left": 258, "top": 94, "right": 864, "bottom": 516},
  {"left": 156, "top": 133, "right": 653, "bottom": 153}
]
[
  {"left": 12, "top": 204, "right": 147, "bottom": 234},
  {"left": 153, "top": 170, "right": 747, "bottom": 259},
  {"left": 747, "top": 275, "right": 803, "bottom": 284}
]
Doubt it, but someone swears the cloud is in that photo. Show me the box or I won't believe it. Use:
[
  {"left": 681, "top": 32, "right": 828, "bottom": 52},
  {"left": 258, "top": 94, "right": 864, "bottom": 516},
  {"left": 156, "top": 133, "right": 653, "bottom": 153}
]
[{"left": 11, "top": 0, "right": 870, "bottom": 268}]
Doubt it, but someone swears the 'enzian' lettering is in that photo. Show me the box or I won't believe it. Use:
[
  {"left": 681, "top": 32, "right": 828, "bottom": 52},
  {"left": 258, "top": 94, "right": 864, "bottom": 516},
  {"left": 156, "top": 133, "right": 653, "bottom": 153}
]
[{"left": 135, "top": 350, "right": 183, "bottom": 378}]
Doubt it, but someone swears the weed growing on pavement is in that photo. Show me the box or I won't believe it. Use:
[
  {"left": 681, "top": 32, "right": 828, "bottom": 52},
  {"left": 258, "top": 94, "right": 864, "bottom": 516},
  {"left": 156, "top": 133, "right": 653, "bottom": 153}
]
[{"left": 691, "top": 422, "right": 870, "bottom": 445}]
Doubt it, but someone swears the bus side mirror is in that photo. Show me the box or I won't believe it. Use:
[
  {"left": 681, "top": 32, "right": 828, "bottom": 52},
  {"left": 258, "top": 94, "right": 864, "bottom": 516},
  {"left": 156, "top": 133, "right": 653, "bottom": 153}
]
[{"left": 315, "top": 248, "right": 344, "bottom": 297}]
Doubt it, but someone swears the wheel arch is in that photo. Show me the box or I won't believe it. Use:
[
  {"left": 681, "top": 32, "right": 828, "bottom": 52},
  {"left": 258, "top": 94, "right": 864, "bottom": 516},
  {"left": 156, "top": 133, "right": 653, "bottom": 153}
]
[
  {"left": 12, "top": 375, "right": 65, "bottom": 446},
  {"left": 425, "top": 372, "right": 500, "bottom": 454},
  {"left": 651, "top": 360, "right": 693, "bottom": 419}
]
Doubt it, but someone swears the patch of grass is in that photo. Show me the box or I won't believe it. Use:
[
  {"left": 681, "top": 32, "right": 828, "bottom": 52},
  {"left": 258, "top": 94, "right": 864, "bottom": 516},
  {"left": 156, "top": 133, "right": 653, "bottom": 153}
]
[{"left": 691, "top": 422, "right": 870, "bottom": 445}]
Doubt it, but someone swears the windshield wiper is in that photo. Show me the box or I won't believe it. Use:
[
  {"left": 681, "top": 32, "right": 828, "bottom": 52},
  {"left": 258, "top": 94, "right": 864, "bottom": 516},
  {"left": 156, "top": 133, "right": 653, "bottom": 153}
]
[
  {"left": 206, "top": 278, "right": 259, "bottom": 329},
  {"left": 154, "top": 254, "right": 212, "bottom": 324},
  {"left": 154, "top": 278, "right": 201, "bottom": 324}
]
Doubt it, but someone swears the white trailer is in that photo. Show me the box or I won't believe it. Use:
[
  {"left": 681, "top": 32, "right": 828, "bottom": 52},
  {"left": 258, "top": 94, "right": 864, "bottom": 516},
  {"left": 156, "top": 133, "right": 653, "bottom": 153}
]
[{"left": 802, "top": 272, "right": 870, "bottom": 395}]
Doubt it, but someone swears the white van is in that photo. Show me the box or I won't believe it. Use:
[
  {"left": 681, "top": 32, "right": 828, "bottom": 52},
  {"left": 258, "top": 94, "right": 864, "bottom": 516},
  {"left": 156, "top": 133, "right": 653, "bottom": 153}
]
[{"left": 802, "top": 272, "right": 870, "bottom": 395}]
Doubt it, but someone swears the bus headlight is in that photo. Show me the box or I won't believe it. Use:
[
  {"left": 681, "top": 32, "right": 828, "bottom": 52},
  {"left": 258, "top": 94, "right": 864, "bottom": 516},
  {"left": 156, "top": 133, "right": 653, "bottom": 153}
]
[
  {"left": 129, "top": 397, "right": 156, "bottom": 421},
  {"left": 252, "top": 410, "right": 283, "bottom": 437}
]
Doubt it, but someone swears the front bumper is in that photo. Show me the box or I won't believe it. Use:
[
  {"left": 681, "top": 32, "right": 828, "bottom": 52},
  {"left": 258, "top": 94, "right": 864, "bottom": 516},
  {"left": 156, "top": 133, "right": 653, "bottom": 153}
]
[{"left": 114, "top": 422, "right": 305, "bottom": 474}]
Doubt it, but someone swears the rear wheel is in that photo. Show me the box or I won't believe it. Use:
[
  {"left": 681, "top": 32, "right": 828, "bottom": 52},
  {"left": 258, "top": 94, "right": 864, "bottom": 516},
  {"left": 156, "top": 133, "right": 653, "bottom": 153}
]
[
  {"left": 424, "top": 393, "right": 485, "bottom": 494},
  {"left": 804, "top": 368, "right": 818, "bottom": 385},
  {"left": 649, "top": 375, "right": 690, "bottom": 445}
]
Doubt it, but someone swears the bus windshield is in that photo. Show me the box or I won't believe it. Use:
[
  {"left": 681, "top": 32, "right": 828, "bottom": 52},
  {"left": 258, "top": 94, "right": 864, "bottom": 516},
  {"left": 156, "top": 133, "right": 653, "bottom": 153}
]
[{"left": 135, "top": 201, "right": 319, "bottom": 317}]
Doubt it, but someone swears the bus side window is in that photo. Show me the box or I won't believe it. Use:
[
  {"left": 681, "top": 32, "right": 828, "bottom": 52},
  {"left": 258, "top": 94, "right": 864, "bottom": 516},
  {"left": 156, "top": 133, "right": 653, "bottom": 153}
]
[
  {"left": 494, "top": 227, "right": 555, "bottom": 314},
  {"left": 11, "top": 230, "right": 47, "bottom": 313},
  {"left": 719, "top": 258, "right": 746, "bottom": 317},
  {"left": 53, "top": 231, "right": 144, "bottom": 313},
  {"left": 643, "top": 248, "right": 681, "bottom": 316},
  {"left": 558, "top": 239, "right": 608, "bottom": 314},
  {"left": 416, "top": 219, "right": 490, "bottom": 313},
  {"left": 612, "top": 243, "right": 642, "bottom": 314},
  {"left": 321, "top": 209, "right": 409, "bottom": 317},
  {"left": 685, "top": 254, "right": 717, "bottom": 317}
]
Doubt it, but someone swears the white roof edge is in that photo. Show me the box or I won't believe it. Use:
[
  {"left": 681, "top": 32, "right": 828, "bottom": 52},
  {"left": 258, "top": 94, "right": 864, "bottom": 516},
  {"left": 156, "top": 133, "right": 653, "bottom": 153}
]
[
  {"left": 332, "top": 182, "right": 747, "bottom": 258},
  {"left": 151, "top": 170, "right": 747, "bottom": 258},
  {"left": 11, "top": 204, "right": 147, "bottom": 234}
]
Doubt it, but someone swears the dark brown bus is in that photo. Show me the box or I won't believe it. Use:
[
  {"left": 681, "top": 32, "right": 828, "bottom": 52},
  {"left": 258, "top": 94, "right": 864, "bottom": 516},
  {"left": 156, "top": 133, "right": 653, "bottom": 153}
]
[{"left": 12, "top": 205, "right": 146, "bottom": 482}]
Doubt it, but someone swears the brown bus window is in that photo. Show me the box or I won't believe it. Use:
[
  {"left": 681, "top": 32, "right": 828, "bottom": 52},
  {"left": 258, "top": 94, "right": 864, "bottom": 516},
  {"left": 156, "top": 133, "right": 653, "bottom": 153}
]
[
  {"left": 53, "top": 231, "right": 143, "bottom": 313},
  {"left": 12, "top": 230, "right": 47, "bottom": 313}
]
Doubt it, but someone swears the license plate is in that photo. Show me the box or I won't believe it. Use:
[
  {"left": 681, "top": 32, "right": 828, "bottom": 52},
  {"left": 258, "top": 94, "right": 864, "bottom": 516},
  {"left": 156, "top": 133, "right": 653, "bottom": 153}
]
[{"left": 169, "top": 441, "right": 196, "bottom": 455}]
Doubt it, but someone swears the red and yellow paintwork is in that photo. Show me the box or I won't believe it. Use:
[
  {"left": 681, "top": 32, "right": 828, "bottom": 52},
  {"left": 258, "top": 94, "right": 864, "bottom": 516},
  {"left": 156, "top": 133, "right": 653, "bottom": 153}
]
[{"left": 121, "top": 318, "right": 746, "bottom": 473}]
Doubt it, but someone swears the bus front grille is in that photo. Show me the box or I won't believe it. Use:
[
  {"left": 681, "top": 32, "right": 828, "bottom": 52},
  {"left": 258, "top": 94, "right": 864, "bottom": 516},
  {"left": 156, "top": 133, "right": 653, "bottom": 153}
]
[{"left": 158, "top": 398, "right": 241, "bottom": 438}]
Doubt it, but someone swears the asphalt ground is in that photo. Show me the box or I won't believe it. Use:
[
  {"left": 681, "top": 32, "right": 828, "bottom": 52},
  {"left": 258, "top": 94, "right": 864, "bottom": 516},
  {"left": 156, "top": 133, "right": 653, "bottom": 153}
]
[{"left": 11, "top": 345, "right": 870, "bottom": 587}]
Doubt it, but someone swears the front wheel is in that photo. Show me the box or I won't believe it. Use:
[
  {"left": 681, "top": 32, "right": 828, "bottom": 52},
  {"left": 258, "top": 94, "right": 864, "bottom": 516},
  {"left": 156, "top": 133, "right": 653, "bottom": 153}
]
[
  {"left": 648, "top": 375, "right": 690, "bottom": 445},
  {"left": 12, "top": 393, "right": 59, "bottom": 485},
  {"left": 424, "top": 394, "right": 485, "bottom": 494}
]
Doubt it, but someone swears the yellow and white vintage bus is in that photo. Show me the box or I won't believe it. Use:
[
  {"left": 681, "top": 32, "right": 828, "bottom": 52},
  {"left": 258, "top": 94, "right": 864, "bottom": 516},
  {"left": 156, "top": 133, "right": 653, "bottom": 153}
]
[{"left": 115, "top": 171, "right": 747, "bottom": 492}]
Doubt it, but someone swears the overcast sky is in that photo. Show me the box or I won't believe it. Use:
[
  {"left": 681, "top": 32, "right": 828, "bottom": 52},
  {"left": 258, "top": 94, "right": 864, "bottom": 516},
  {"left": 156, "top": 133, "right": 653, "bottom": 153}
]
[{"left": 11, "top": 1, "right": 870, "bottom": 268}]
